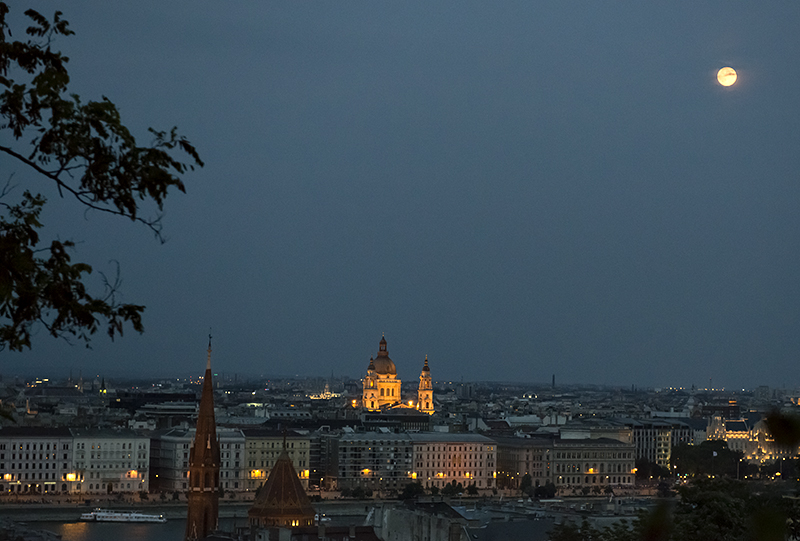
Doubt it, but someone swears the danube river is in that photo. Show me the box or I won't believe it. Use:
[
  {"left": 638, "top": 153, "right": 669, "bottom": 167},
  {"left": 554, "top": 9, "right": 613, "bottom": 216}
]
[{"left": 36, "top": 518, "right": 244, "bottom": 541}]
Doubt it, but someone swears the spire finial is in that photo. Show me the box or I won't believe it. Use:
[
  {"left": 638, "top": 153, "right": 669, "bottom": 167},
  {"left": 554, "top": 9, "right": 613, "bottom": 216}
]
[{"left": 206, "top": 331, "right": 212, "bottom": 371}]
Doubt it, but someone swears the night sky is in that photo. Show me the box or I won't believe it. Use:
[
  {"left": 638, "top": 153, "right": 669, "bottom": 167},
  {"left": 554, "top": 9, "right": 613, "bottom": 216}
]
[{"left": 4, "top": 2, "right": 800, "bottom": 389}]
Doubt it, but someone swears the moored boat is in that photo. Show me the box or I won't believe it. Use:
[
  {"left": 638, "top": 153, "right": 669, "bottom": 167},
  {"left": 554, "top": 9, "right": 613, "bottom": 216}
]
[{"left": 80, "top": 508, "right": 167, "bottom": 523}]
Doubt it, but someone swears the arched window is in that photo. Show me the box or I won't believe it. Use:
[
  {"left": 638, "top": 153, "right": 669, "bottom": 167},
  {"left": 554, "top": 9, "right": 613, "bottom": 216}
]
[{"left": 380, "top": 388, "right": 384, "bottom": 396}]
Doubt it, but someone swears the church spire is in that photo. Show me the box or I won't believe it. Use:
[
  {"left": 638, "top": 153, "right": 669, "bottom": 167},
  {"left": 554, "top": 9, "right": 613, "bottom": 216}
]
[
  {"left": 185, "top": 336, "right": 221, "bottom": 541},
  {"left": 206, "top": 333, "right": 212, "bottom": 370}
]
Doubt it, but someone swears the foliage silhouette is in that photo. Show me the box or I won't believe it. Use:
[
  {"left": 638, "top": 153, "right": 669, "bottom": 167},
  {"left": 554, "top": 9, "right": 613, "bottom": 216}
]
[{"left": 0, "top": 4, "right": 202, "bottom": 351}]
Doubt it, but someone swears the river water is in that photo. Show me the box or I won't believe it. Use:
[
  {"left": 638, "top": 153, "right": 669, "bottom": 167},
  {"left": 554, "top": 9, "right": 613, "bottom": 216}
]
[{"left": 36, "top": 518, "right": 245, "bottom": 541}]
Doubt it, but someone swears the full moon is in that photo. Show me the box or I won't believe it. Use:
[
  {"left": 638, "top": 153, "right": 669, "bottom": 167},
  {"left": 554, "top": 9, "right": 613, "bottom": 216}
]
[{"left": 717, "top": 66, "right": 737, "bottom": 87}]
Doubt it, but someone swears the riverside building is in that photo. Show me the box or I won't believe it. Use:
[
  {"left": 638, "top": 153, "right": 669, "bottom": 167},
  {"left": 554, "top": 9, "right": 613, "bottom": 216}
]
[{"left": 0, "top": 426, "right": 149, "bottom": 494}]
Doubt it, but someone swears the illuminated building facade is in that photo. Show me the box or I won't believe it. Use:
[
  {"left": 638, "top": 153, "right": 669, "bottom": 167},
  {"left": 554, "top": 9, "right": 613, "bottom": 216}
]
[
  {"left": 417, "top": 356, "right": 434, "bottom": 414},
  {"left": 361, "top": 336, "right": 436, "bottom": 414},
  {"left": 552, "top": 438, "right": 635, "bottom": 489},
  {"left": 0, "top": 427, "right": 149, "bottom": 495},
  {"left": 338, "top": 433, "right": 497, "bottom": 492},
  {"left": 613, "top": 418, "right": 675, "bottom": 467},
  {"left": 362, "top": 336, "right": 402, "bottom": 411},
  {"left": 409, "top": 433, "right": 496, "bottom": 490},
  {"left": 495, "top": 434, "right": 635, "bottom": 490},
  {"left": 70, "top": 429, "right": 150, "bottom": 494},
  {"left": 0, "top": 427, "right": 75, "bottom": 494},
  {"left": 748, "top": 418, "right": 796, "bottom": 463},
  {"left": 708, "top": 415, "right": 798, "bottom": 464}
]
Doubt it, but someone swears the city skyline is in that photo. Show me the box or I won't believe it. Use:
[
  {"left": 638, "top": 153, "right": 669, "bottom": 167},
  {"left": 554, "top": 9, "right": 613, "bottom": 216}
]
[{"left": 3, "top": 3, "right": 800, "bottom": 389}]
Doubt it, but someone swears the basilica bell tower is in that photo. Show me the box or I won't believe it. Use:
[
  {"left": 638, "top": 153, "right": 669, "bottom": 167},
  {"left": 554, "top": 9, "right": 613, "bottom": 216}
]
[{"left": 418, "top": 355, "right": 434, "bottom": 414}]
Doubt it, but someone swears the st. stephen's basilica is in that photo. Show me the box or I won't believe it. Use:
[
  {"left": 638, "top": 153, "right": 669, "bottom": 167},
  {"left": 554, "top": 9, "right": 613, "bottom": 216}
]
[{"left": 361, "top": 336, "right": 434, "bottom": 414}]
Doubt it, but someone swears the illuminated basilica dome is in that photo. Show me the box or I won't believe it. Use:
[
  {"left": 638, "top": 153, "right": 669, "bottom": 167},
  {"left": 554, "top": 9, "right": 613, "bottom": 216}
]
[
  {"left": 361, "top": 336, "right": 435, "bottom": 414},
  {"left": 372, "top": 337, "right": 397, "bottom": 375},
  {"left": 362, "top": 336, "right": 401, "bottom": 411}
]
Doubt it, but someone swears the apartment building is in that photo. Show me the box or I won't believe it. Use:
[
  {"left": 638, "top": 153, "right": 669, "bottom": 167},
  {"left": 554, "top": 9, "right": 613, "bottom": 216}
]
[
  {"left": 409, "top": 433, "right": 497, "bottom": 490},
  {"left": 0, "top": 427, "right": 150, "bottom": 494},
  {"left": 0, "top": 427, "right": 74, "bottom": 494},
  {"left": 552, "top": 437, "right": 635, "bottom": 489},
  {"left": 71, "top": 428, "right": 150, "bottom": 494},
  {"left": 150, "top": 427, "right": 245, "bottom": 492},
  {"left": 495, "top": 435, "right": 552, "bottom": 489},
  {"left": 337, "top": 432, "right": 413, "bottom": 492},
  {"left": 242, "top": 428, "right": 310, "bottom": 490}
]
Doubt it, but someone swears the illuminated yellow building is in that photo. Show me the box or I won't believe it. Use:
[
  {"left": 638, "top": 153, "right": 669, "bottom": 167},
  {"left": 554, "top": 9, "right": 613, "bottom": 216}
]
[
  {"left": 417, "top": 356, "right": 434, "bottom": 414},
  {"left": 362, "top": 336, "right": 436, "bottom": 414},
  {"left": 708, "top": 415, "right": 798, "bottom": 464},
  {"left": 362, "top": 336, "right": 402, "bottom": 411}
]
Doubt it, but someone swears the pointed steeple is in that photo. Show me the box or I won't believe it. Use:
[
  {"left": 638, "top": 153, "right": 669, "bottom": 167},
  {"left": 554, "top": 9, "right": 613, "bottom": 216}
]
[
  {"left": 206, "top": 334, "right": 212, "bottom": 370},
  {"left": 185, "top": 335, "right": 221, "bottom": 541},
  {"left": 195, "top": 336, "right": 217, "bottom": 445}
]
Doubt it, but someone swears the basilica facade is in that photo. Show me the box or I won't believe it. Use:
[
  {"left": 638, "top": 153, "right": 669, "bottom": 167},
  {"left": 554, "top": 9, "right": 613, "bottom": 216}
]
[{"left": 362, "top": 336, "right": 434, "bottom": 414}]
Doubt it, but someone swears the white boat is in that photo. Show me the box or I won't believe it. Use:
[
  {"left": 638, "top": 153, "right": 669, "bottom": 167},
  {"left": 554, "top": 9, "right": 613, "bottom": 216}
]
[{"left": 80, "top": 508, "right": 167, "bottom": 523}]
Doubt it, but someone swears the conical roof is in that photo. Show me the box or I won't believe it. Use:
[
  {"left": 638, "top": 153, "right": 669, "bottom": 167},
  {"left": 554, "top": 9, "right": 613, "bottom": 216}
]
[{"left": 248, "top": 450, "right": 315, "bottom": 528}]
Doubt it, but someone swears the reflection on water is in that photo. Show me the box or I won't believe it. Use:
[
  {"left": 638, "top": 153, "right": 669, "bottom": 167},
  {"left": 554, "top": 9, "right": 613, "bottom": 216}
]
[{"left": 40, "top": 520, "right": 188, "bottom": 541}]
